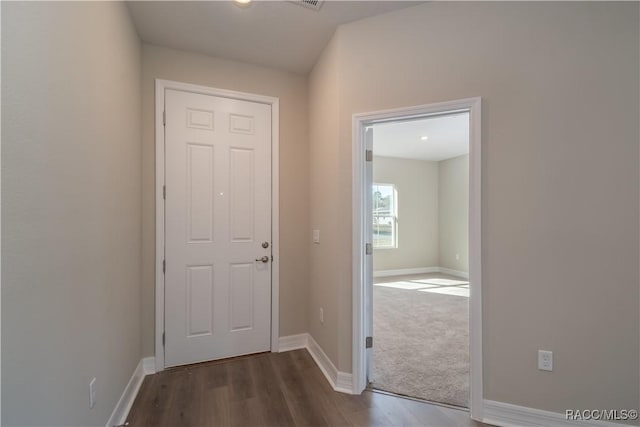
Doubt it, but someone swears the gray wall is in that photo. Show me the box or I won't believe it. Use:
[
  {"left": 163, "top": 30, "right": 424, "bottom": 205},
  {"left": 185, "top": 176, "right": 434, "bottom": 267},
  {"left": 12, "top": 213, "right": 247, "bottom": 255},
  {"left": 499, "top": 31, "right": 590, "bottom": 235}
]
[
  {"left": 372, "top": 154, "right": 469, "bottom": 274},
  {"left": 2, "top": 1, "right": 638, "bottom": 423},
  {"left": 373, "top": 156, "right": 439, "bottom": 271},
  {"left": 141, "top": 44, "right": 310, "bottom": 356},
  {"left": 2, "top": 2, "right": 142, "bottom": 425},
  {"left": 439, "top": 154, "right": 469, "bottom": 273},
  {"left": 308, "top": 34, "right": 342, "bottom": 366},
  {"left": 308, "top": 1, "right": 639, "bottom": 416}
]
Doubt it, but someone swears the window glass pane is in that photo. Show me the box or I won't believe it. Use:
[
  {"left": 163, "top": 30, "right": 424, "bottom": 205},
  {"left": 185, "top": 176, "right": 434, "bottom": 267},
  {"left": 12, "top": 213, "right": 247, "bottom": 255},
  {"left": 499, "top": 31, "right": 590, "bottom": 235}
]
[
  {"left": 373, "top": 184, "right": 394, "bottom": 216},
  {"left": 373, "top": 183, "right": 397, "bottom": 248},
  {"left": 373, "top": 215, "right": 394, "bottom": 247}
]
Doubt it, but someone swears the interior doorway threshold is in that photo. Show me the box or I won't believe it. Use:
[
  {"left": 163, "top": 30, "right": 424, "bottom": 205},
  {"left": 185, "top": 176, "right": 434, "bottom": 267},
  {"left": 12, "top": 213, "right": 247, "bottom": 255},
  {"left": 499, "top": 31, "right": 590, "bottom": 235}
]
[{"left": 366, "top": 385, "right": 470, "bottom": 412}]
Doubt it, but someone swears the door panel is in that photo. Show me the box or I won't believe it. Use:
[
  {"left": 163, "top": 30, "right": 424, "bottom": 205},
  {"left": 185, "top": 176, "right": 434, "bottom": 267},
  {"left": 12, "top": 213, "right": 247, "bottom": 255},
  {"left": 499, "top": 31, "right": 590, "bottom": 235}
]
[
  {"left": 187, "top": 143, "right": 214, "bottom": 242},
  {"left": 186, "top": 265, "right": 213, "bottom": 337},
  {"left": 229, "top": 148, "right": 255, "bottom": 241},
  {"left": 164, "top": 89, "right": 272, "bottom": 367},
  {"left": 229, "top": 263, "right": 255, "bottom": 331}
]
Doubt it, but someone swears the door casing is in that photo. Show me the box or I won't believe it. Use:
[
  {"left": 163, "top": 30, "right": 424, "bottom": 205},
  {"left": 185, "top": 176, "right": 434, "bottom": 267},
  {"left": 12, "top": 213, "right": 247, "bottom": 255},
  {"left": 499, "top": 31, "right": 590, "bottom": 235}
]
[
  {"left": 351, "top": 97, "right": 483, "bottom": 420},
  {"left": 155, "top": 79, "right": 280, "bottom": 372}
]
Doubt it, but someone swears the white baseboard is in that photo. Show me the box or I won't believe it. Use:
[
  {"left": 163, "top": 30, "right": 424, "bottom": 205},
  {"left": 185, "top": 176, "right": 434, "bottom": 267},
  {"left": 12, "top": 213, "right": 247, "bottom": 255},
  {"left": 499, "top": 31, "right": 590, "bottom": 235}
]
[
  {"left": 106, "top": 357, "right": 155, "bottom": 427},
  {"left": 279, "top": 333, "right": 354, "bottom": 394},
  {"left": 438, "top": 267, "right": 469, "bottom": 279},
  {"left": 483, "top": 400, "right": 633, "bottom": 427},
  {"left": 142, "top": 356, "right": 156, "bottom": 375},
  {"left": 373, "top": 267, "right": 439, "bottom": 278},
  {"left": 374, "top": 266, "right": 469, "bottom": 279},
  {"left": 335, "top": 371, "right": 354, "bottom": 394},
  {"left": 278, "top": 333, "right": 308, "bottom": 352}
]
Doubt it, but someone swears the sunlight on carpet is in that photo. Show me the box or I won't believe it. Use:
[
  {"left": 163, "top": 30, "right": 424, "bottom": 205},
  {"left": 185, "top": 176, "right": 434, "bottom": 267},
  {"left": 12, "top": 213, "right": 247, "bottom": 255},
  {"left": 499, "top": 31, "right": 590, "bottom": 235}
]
[{"left": 372, "top": 275, "right": 469, "bottom": 408}]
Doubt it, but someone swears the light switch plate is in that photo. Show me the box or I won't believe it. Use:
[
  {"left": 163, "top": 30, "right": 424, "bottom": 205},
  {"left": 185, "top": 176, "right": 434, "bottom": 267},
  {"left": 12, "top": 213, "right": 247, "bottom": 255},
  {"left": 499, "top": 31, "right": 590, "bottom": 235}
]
[{"left": 538, "top": 350, "right": 553, "bottom": 371}]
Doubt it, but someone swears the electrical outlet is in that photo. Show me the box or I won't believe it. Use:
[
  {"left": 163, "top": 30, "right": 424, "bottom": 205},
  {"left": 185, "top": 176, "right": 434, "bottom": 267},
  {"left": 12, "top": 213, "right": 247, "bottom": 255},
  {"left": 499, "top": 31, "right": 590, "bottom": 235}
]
[
  {"left": 538, "top": 350, "right": 553, "bottom": 371},
  {"left": 319, "top": 307, "right": 324, "bottom": 324},
  {"left": 313, "top": 229, "right": 320, "bottom": 244},
  {"left": 89, "top": 377, "right": 97, "bottom": 408}
]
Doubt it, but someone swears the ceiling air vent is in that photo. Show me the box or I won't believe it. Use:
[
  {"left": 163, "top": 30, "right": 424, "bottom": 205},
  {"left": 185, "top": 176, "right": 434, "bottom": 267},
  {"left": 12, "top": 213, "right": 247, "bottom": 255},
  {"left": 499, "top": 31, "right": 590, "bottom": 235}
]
[{"left": 289, "top": 0, "right": 324, "bottom": 11}]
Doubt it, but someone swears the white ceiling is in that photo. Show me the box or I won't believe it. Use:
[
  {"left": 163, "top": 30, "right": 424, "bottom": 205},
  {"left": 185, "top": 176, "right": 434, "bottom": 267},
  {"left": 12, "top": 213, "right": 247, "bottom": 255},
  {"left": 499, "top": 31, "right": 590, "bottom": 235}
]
[
  {"left": 126, "top": 1, "right": 422, "bottom": 74},
  {"left": 372, "top": 113, "right": 470, "bottom": 162}
]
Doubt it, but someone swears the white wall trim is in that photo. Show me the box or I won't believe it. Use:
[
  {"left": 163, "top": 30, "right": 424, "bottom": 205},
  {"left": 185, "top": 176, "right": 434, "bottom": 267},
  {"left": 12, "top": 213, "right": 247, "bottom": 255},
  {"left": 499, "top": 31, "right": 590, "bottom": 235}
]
[
  {"left": 373, "top": 266, "right": 469, "bottom": 279},
  {"left": 373, "top": 267, "right": 439, "bottom": 278},
  {"left": 483, "top": 400, "right": 633, "bottom": 427},
  {"left": 279, "top": 333, "right": 354, "bottom": 395},
  {"left": 306, "top": 334, "right": 355, "bottom": 394},
  {"left": 352, "top": 97, "right": 483, "bottom": 420},
  {"left": 142, "top": 357, "right": 156, "bottom": 376},
  {"left": 154, "top": 79, "right": 280, "bottom": 371},
  {"left": 106, "top": 357, "right": 155, "bottom": 427},
  {"left": 306, "top": 334, "right": 339, "bottom": 390},
  {"left": 335, "top": 372, "right": 354, "bottom": 394},
  {"left": 437, "top": 267, "right": 470, "bottom": 279},
  {"left": 278, "top": 333, "right": 308, "bottom": 352}
]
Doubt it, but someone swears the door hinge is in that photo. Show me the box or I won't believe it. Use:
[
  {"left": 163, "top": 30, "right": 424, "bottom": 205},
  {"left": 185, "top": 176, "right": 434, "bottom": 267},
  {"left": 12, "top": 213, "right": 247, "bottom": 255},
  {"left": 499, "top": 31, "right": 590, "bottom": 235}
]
[
  {"left": 162, "top": 259, "right": 166, "bottom": 274},
  {"left": 365, "top": 243, "right": 373, "bottom": 255},
  {"left": 365, "top": 150, "right": 373, "bottom": 162},
  {"left": 163, "top": 185, "right": 166, "bottom": 200},
  {"left": 163, "top": 111, "right": 166, "bottom": 126},
  {"left": 162, "top": 332, "right": 165, "bottom": 347},
  {"left": 366, "top": 336, "right": 373, "bottom": 348}
]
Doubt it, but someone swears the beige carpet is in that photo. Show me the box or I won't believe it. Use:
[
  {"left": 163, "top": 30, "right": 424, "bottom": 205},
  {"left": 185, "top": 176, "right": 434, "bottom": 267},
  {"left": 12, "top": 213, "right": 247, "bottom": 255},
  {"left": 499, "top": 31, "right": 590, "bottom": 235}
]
[{"left": 372, "top": 274, "right": 469, "bottom": 408}]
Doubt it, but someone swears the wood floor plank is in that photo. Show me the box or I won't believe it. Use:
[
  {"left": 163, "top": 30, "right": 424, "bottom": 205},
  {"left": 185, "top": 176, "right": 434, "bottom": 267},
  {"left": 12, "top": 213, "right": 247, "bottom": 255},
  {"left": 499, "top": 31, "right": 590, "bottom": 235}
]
[
  {"left": 200, "top": 385, "right": 232, "bottom": 427},
  {"left": 398, "top": 395, "right": 473, "bottom": 427},
  {"left": 342, "top": 404, "right": 395, "bottom": 427},
  {"left": 126, "top": 349, "right": 492, "bottom": 427},
  {"left": 128, "top": 372, "right": 173, "bottom": 427},
  {"left": 298, "top": 366, "right": 351, "bottom": 426},
  {"left": 288, "top": 346, "right": 317, "bottom": 370},
  {"left": 249, "top": 355, "right": 297, "bottom": 426},
  {"left": 248, "top": 353, "right": 279, "bottom": 394},
  {"left": 201, "top": 359, "right": 229, "bottom": 389},
  {"left": 229, "top": 396, "right": 265, "bottom": 427},
  {"left": 161, "top": 368, "right": 201, "bottom": 427},
  {"left": 227, "top": 357, "right": 256, "bottom": 402},
  {"left": 124, "top": 374, "right": 155, "bottom": 426},
  {"left": 271, "top": 351, "right": 330, "bottom": 426}
]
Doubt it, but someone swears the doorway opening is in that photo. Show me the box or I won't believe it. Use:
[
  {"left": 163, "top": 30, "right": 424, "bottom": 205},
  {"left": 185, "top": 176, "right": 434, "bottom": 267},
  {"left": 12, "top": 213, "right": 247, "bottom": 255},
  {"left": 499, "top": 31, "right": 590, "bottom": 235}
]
[
  {"left": 352, "top": 98, "right": 483, "bottom": 419},
  {"left": 371, "top": 112, "right": 470, "bottom": 407}
]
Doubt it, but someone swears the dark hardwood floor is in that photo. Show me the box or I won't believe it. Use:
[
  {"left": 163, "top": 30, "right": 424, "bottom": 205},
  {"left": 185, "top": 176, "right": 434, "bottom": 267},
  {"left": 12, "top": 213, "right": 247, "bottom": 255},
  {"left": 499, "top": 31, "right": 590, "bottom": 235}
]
[{"left": 126, "top": 349, "right": 491, "bottom": 427}]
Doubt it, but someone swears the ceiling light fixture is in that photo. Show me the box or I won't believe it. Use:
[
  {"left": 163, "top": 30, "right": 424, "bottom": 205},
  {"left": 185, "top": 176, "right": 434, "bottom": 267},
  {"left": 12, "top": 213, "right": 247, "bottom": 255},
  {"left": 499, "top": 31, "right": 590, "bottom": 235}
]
[
  {"left": 234, "top": 0, "right": 252, "bottom": 7},
  {"left": 420, "top": 136, "right": 429, "bottom": 141}
]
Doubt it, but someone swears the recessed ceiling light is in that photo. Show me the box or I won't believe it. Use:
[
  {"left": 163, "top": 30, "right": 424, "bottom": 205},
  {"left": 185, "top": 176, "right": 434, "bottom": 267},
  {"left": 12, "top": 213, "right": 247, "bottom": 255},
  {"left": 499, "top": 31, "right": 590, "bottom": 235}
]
[
  {"left": 234, "top": 0, "right": 252, "bottom": 7},
  {"left": 420, "top": 136, "right": 429, "bottom": 141}
]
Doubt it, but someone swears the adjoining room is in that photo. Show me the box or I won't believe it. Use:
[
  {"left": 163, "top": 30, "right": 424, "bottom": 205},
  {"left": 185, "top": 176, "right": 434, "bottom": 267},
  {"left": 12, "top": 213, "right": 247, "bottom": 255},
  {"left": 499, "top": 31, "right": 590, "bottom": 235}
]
[{"left": 371, "top": 112, "right": 470, "bottom": 408}]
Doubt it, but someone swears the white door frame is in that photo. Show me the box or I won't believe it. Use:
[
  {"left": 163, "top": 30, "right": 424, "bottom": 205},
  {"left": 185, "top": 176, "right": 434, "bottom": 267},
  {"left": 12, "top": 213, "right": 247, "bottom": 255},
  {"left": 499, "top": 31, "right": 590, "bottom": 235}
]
[
  {"left": 351, "top": 97, "right": 483, "bottom": 420},
  {"left": 155, "top": 79, "right": 280, "bottom": 372}
]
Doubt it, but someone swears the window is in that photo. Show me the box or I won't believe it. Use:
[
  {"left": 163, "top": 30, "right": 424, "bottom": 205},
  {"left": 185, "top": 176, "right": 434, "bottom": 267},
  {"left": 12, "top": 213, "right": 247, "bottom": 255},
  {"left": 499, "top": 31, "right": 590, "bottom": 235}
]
[{"left": 373, "top": 183, "right": 397, "bottom": 248}]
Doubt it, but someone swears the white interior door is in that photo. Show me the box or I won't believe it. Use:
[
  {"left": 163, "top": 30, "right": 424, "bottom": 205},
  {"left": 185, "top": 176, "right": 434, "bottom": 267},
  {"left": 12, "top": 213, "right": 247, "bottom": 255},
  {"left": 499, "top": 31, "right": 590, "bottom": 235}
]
[{"left": 164, "top": 89, "right": 272, "bottom": 368}]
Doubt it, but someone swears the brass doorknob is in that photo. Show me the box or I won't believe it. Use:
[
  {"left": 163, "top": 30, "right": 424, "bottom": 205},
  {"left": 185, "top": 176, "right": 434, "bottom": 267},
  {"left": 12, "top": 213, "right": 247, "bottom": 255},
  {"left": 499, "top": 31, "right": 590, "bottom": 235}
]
[{"left": 255, "top": 256, "right": 269, "bottom": 263}]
